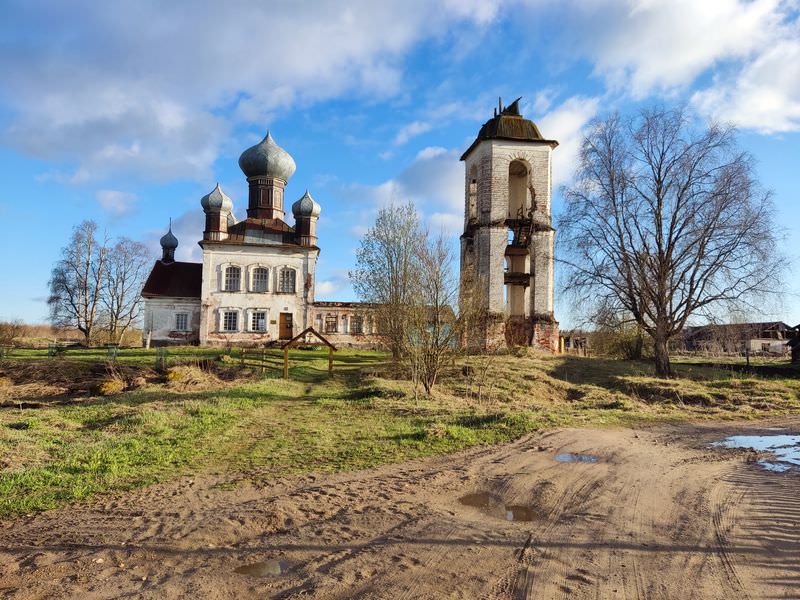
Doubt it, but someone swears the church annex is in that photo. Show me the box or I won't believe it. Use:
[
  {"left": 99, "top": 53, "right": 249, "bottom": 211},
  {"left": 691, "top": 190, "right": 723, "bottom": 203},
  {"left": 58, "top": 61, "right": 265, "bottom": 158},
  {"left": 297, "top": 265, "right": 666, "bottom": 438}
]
[{"left": 141, "top": 133, "right": 375, "bottom": 346}]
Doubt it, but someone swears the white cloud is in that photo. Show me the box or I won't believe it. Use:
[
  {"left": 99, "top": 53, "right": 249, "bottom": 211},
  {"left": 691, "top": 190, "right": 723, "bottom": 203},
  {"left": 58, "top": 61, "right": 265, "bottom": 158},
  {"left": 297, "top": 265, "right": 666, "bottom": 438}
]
[
  {"left": 393, "top": 120, "right": 434, "bottom": 145},
  {"left": 538, "top": 96, "right": 600, "bottom": 186},
  {"left": 315, "top": 280, "right": 340, "bottom": 297},
  {"left": 561, "top": 0, "right": 790, "bottom": 97},
  {"left": 0, "top": 1, "right": 502, "bottom": 182},
  {"left": 692, "top": 37, "right": 800, "bottom": 133},
  {"left": 95, "top": 189, "right": 138, "bottom": 217}
]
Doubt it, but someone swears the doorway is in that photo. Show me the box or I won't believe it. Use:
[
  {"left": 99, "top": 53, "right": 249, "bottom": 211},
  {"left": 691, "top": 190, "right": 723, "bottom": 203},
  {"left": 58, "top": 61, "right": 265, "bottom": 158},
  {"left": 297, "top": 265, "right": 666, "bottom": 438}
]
[{"left": 279, "top": 312, "right": 293, "bottom": 339}]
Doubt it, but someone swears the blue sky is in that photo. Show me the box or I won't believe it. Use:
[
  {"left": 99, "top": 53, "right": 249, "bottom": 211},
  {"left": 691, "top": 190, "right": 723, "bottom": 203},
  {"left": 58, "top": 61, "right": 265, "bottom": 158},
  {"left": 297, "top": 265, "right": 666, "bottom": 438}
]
[{"left": 0, "top": 0, "right": 798, "bottom": 327}]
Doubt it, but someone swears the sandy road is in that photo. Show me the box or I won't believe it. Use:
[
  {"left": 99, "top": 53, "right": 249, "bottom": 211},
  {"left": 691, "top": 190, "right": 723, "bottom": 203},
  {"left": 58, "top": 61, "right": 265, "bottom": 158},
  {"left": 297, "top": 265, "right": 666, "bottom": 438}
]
[{"left": 1, "top": 419, "right": 798, "bottom": 599}]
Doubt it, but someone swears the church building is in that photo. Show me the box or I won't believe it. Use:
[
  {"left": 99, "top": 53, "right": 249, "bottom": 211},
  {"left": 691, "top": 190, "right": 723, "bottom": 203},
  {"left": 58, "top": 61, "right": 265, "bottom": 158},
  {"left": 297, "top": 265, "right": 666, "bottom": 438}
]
[
  {"left": 142, "top": 97, "right": 558, "bottom": 352},
  {"left": 141, "top": 132, "right": 375, "bottom": 346}
]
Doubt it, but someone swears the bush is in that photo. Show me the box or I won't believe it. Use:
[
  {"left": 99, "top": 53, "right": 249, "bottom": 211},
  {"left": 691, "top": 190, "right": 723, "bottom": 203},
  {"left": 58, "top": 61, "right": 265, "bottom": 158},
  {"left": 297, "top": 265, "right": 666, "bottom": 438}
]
[{"left": 96, "top": 378, "right": 125, "bottom": 396}]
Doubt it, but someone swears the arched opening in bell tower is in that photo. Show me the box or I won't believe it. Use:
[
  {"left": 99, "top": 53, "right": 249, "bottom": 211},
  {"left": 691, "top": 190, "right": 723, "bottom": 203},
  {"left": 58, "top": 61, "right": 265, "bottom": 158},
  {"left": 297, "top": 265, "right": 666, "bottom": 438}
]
[
  {"left": 467, "top": 165, "right": 478, "bottom": 221},
  {"left": 508, "top": 160, "right": 529, "bottom": 219}
]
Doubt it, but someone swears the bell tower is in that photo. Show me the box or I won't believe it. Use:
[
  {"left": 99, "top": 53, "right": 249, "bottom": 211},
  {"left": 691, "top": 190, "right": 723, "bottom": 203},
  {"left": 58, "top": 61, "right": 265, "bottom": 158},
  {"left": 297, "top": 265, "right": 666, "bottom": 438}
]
[{"left": 459, "top": 97, "right": 559, "bottom": 351}]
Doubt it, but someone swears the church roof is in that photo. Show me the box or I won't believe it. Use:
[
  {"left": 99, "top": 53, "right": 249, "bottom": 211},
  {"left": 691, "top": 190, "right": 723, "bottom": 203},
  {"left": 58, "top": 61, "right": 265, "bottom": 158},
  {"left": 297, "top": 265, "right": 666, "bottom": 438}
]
[
  {"left": 141, "top": 260, "right": 202, "bottom": 298},
  {"left": 460, "top": 97, "right": 558, "bottom": 161}
]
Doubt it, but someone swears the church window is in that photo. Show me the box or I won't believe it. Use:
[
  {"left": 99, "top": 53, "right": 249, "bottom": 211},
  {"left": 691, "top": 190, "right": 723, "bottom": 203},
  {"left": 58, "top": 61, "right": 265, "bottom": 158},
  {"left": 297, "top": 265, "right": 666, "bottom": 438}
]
[
  {"left": 224, "top": 266, "right": 241, "bottom": 292},
  {"left": 175, "top": 313, "right": 188, "bottom": 331},
  {"left": 252, "top": 267, "right": 269, "bottom": 292},
  {"left": 279, "top": 268, "right": 296, "bottom": 293},
  {"left": 222, "top": 311, "right": 238, "bottom": 332},
  {"left": 350, "top": 315, "right": 364, "bottom": 334},
  {"left": 324, "top": 314, "right": 338, "bottom": 333},
  {"left": 251, "top": 311, "right": 267, "bottom": 332}
]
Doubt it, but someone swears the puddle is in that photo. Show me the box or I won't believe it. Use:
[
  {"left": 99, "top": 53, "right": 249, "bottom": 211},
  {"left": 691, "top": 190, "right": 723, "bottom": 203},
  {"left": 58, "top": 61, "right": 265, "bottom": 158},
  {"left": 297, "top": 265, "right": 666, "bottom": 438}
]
[
  {"left": 458, "top": 492, "right": 535, "bottom": 522},
  {"left": 712, "top": 434, "right": 800, "bottom": 472},
  {"left": 234, "top": 559, "right": 290, "bottom": 577},
  {"left": 555, "top": 453, "right": 599, "bottom": 463}
]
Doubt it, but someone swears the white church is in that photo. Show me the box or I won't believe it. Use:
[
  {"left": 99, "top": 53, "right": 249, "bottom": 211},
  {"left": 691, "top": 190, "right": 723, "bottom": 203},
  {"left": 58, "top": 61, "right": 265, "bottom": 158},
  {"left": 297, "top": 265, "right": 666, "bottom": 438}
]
[
  {"left": 142, "top": 98, "right": 558, "bottom": 351},
  {"left": 141, "top": 132, "right": 375, "bottom": 346}
]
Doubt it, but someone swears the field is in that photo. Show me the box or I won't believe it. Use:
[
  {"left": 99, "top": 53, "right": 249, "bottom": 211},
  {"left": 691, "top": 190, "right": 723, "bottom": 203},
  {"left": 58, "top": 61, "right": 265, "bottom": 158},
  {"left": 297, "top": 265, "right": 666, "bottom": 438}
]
[{"left": 1, "top": 347, "right": 798, "bottom": 518}]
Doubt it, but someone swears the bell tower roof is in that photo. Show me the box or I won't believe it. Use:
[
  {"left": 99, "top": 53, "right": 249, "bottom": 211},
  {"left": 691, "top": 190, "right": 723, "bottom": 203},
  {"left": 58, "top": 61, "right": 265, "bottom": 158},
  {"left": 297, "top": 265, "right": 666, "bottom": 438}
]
[{"left": 460, "top": 97, "right": 558, "bottom": 161}]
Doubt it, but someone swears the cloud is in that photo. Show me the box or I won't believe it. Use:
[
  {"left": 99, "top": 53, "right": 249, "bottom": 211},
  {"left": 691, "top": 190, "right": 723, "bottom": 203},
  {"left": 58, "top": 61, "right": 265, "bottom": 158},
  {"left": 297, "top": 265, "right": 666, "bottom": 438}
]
[
  {"left": 393, "top": 120, "right": 434, "bottom": 145},
  {"left": 557, "top": 0, "right": 791, "bottom": 97},
  {"left": 538, "top": 96, "right": 600, "bottom": 186},
  {"left": 315, "top": 280, "right": 340, "bottom": 297},
  {"left": 96, "top": 189, "right": 138, "bottom": 217},
  {"left": 0, "top": 1, "right": 502, "bottom": 183},
  {"left": 692, "top": 37, "right": 800, "bottom": 133}
]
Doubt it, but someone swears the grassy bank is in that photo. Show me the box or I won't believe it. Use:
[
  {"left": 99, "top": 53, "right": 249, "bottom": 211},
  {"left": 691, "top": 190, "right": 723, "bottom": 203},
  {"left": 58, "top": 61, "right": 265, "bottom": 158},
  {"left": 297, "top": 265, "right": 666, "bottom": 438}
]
[{"left": 0, "top": 349, "right": 798, "bottom": 517}]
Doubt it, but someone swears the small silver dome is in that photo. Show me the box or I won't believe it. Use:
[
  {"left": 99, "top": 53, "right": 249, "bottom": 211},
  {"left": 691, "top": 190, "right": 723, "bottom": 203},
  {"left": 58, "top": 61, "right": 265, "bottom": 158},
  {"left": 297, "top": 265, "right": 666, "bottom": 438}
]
[
  {"left": 160, "top": 224, "right": 178, "bottom": 250},
  {"left": 238, "top": 131, "right": 296, "bottom": 181},
  {"left": 227, "top": 211, "right": 237, "bottom": 228},
  {"left": 292, "top": 190, "right": 321, "bottom": 218},
  {"left": 200, "top": 183, "right": 233, "bottom": 213}
]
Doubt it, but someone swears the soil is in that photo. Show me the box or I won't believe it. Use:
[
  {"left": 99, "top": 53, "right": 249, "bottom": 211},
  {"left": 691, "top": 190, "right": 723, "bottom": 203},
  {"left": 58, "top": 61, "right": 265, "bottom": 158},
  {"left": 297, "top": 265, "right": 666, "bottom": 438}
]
[{"left": 1, "top": 418, "right": 799, "bottom": 599}]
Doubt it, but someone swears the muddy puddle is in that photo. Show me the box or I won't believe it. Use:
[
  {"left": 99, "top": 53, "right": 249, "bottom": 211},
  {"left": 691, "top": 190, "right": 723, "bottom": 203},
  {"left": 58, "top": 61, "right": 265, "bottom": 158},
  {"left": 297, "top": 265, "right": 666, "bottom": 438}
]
[
  {"left": 555, "top": 453, "right": 599, "bottom": 463},
  {"left": 713, "top": 434, "right": 800, "bottom": 472},
  {"left": 234, "top": 559, "right": 290, "bottom": 577},
  {"left": 459, "top": 492, "right": 536, "bottom": 522}
]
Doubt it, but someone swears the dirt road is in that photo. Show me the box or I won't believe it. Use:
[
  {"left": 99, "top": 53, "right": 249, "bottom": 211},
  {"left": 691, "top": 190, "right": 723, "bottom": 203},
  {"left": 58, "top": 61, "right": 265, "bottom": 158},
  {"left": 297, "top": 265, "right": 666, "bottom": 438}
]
[{"left": 1, "top": 419, "right": 799, "bottom": 599}]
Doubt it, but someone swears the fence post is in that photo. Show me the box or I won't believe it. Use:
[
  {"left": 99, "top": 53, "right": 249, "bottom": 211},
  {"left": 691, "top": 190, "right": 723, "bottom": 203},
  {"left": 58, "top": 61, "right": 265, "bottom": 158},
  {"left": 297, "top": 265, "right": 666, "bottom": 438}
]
[
  {"left": 283, "top": 347, "right": 289, "bottom": 379},
  {"left": 328, "top": 347, "right": 333, "bottom": 376}
]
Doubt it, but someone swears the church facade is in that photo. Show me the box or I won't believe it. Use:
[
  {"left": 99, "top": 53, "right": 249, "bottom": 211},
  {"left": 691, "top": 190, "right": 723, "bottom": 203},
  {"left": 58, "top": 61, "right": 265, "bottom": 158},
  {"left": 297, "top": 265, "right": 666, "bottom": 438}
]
[{"left": 141, "top": 133, "right": 376, "bottom": 347}]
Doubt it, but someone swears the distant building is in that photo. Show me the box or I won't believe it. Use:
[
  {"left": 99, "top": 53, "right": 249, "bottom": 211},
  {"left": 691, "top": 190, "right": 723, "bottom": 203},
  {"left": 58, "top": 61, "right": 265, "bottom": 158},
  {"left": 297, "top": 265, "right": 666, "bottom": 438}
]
[
  {"left": 787, "top": 325, "right": 800, "bottom": 363},
  {"left": 141, "top": 133, "right": 377, "bottom": 347},
  {"left": 681, "top": 322, "right": 793, "bottom": 355}
]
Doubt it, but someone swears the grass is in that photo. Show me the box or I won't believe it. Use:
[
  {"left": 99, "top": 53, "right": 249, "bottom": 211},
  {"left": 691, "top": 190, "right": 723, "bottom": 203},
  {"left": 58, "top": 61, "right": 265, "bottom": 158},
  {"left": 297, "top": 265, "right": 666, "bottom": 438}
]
[{"left": 0, "top": 348, "right": 798, "bottom": 517}]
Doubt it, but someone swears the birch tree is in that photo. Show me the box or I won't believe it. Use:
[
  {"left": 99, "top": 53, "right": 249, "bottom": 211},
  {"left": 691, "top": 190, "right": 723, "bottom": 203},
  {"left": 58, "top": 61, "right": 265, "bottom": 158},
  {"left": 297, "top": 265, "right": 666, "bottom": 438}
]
[
  {"left": 560, "top": 107, "right": 784, "bottom": 377},
  {"left": 48, "top": 220, "right": 109, "bottom": 344}
]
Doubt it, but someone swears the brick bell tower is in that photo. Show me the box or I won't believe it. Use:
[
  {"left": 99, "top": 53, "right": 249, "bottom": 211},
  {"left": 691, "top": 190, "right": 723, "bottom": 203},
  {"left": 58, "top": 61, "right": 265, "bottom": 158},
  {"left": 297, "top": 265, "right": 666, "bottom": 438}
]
[{"left": 459, "top": 97, "right": 559, "bottom": 351}]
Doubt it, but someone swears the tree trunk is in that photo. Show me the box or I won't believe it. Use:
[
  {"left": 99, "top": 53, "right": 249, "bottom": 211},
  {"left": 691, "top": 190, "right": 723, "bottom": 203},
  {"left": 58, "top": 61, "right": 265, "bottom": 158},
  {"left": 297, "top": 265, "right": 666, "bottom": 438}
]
[{"left": 653, "top": 333, "right": 672, "bottom": 378}]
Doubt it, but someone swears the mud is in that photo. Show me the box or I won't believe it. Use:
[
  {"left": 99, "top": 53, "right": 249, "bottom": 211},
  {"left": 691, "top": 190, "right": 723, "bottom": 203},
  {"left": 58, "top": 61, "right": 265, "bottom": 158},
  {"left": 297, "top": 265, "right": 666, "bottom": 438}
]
[{"left": 1, "top": 418, "right": 799, "bottom": 599}]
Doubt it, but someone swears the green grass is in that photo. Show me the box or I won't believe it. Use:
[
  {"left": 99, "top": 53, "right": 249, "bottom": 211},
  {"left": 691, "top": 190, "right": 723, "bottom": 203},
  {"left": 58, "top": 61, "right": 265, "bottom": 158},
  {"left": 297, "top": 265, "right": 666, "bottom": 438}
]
[{"left": 0, "top": 349, "right": 798, "bottom": 517}]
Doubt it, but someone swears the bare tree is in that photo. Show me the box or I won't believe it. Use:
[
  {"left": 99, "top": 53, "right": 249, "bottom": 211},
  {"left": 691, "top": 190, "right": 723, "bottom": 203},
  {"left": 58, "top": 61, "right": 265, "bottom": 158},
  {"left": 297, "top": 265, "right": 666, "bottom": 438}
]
[
  {"left": 102, "top": 237, "right": 151, "bottom": 343},
  {"left": 350, "top": 202, "right": 423, "bottom": 360},
  {"left": 48, "top": 220, "right": 109, "bottom": 345},
  {"left": 560, "top": 106, "right": 784, "bottom": 377},
  {"left": 0, "top": 319, "right": 26, "bottom": 345},
  {"left": 405, "top": 232, "right": 460, "bottom": 396}
]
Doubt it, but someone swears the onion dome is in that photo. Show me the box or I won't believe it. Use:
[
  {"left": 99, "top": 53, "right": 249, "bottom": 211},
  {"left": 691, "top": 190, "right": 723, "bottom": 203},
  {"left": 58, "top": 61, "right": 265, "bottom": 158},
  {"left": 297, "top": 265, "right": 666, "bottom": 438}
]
[
  {"left": 200, "top": 183, "right": 233, "bottom": 213},
  {"left": 238, "top": 131, "right": 296, "bottom": 181},
  {"left": 160, "top": 222, "right": 178, "bottom": 250},
  {"left": 292, "top": 190, "right": 321, "bottom": 218},
  {"left": 227, "top": 211, "right": 237, "bottom": 228}
]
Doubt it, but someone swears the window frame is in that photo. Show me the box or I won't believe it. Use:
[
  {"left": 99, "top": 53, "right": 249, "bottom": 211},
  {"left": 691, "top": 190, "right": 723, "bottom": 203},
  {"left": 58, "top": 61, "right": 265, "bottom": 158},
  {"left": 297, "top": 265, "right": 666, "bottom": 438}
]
[
  {"left": 251, "top": 266, "right": 269, "bottom": 293},
  {"left": 223, "top": 265, "right": 242, "bottom": 292},
  {"left": 175, "top": 312, "right": 189, "bottom": 332},
  {"left": 278, "top": 267, "right": 297, "bottom": 294},
  {"left": 350, "top": 315, "right": 364, "bottom": 335},
  {"left": 324, "top": 314, "right": 338, "bottom": 334},
  {"left": 250, "top": 310, "right": 268, "bottom": 333},
  {"left": 221, "top": 310, "right": 239, "bottom": 332}
]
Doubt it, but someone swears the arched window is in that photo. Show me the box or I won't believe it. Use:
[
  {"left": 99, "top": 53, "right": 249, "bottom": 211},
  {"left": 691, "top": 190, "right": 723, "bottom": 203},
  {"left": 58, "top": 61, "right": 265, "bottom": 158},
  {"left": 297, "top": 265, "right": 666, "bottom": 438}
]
[
  {"left": 468, "top": 165, "right": 478, "bottom": 220},
  {"left": 279, "top": 268, "right": 296, "bottom": 293},
  {"left": 224, "top": 266, "right": 241, "bottom": 292},
  {"left": 252, "top": 267, "right": 269, "bottom": 292},
  {"left": 508, "top": 160, "right": 529, "bottom": 219}
]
